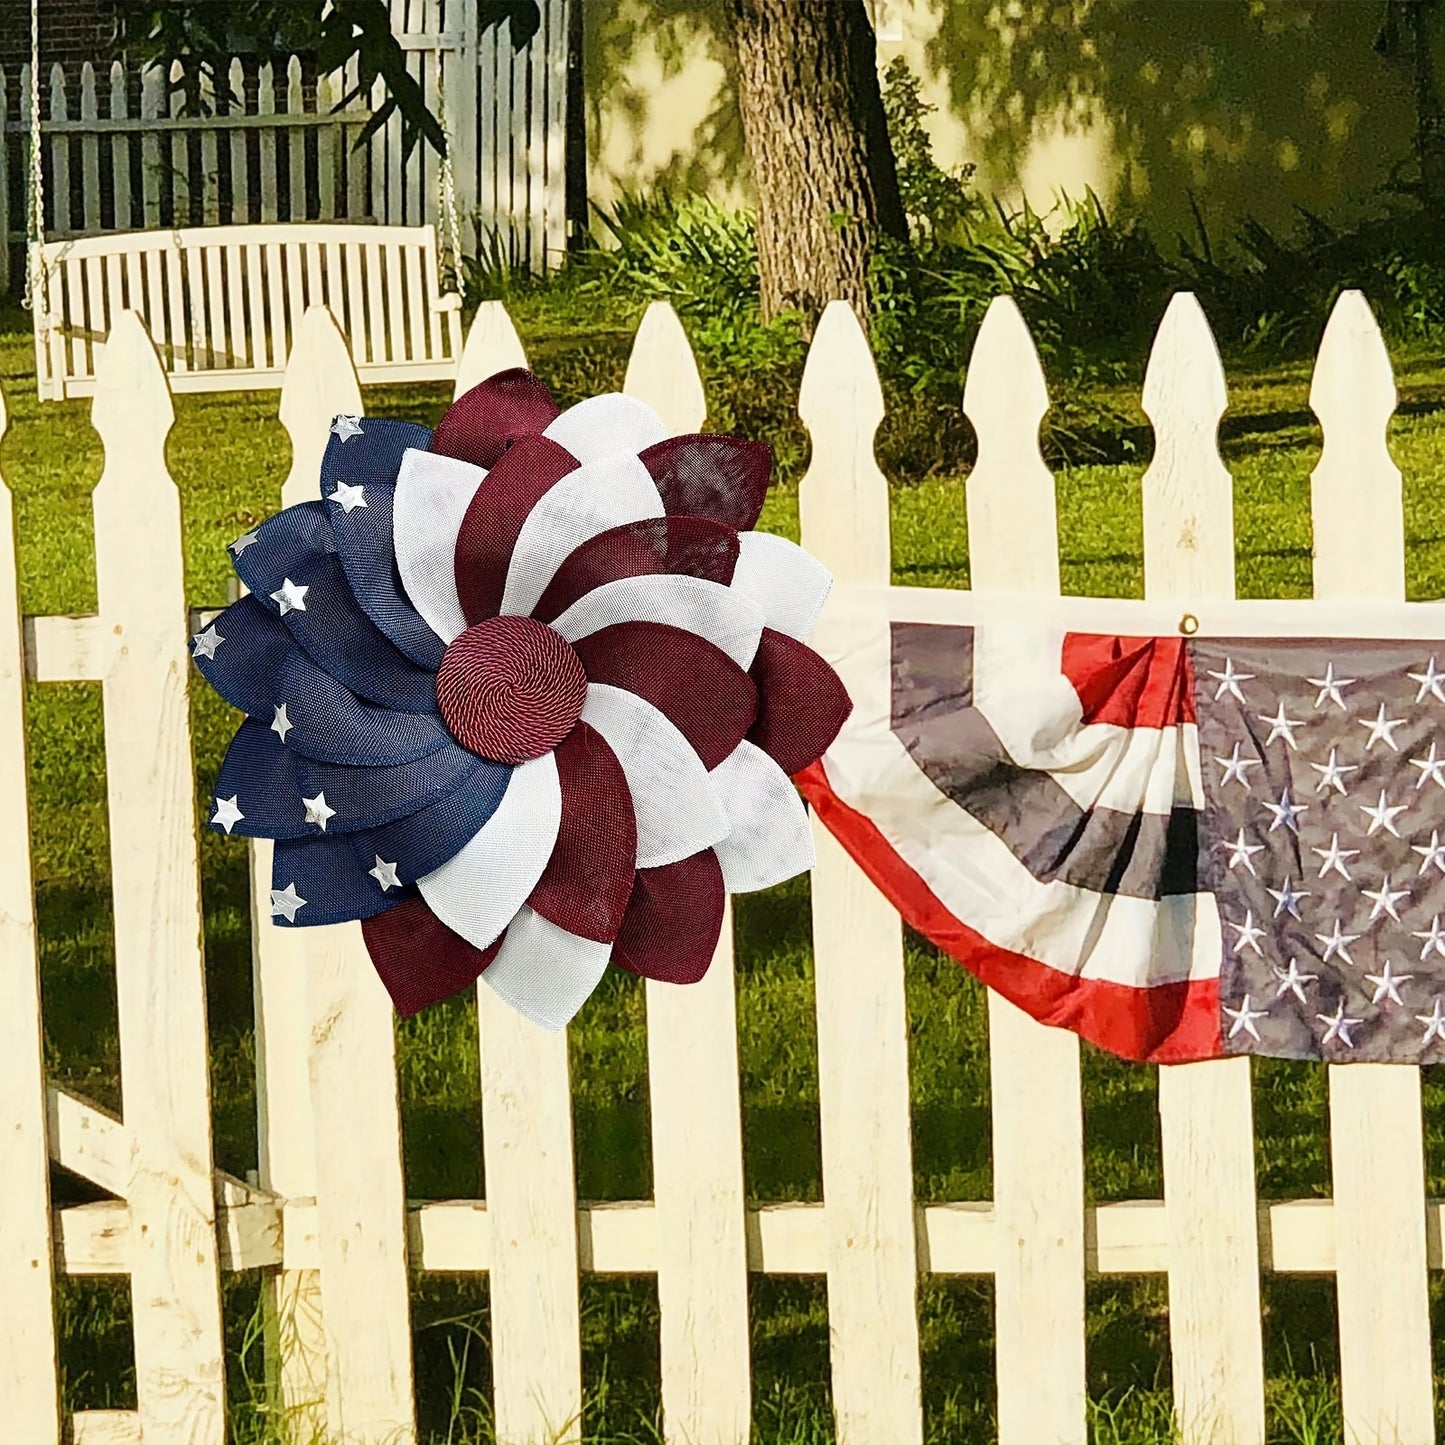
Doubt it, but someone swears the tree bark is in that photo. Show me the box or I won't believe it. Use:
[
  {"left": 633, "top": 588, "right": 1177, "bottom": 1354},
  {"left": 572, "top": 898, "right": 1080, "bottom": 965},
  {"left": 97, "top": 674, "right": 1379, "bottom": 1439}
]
[{"left": 728, "top": 0, "right": 906, "bottom": 328}]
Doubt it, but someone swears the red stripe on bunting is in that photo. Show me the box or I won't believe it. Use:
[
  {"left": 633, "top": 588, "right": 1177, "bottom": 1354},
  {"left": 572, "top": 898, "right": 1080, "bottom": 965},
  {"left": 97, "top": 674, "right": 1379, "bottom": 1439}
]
[
  {"left": 796, "top": 760, "right": 1223, "bottom": 1065},
  {"left": 1059, "top": 634, "right": 1197, "bottom": 730}
]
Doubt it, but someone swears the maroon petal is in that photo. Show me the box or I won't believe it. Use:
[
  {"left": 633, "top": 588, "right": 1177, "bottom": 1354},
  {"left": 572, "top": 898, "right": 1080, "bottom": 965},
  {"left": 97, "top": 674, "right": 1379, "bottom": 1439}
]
[
  {"left": 611, "top": 849, "right": 726, "bottom": 984},
  {"left": 573, "top": 622, "right": 758, "bottom": 771},
  {"left": 638, "top": 435, "right": 772, "bottom": 533},
  {"left": 453, "top": 434, "right": 578, "bottom": 624},
  {"left": 527, "top": 722, "right": 637, "bottom": 943},
  {"left": 431, "top": 370, "right": 560, "bottom": 470},
  {"left": 748, "top": 628, "right": 854, "bottom": 776},
  {"left": 532, "top": 516, "right": 740, "bottom": 625},
  {"left": 362, "top": 895, "right": 502, "bottom": 1016}
]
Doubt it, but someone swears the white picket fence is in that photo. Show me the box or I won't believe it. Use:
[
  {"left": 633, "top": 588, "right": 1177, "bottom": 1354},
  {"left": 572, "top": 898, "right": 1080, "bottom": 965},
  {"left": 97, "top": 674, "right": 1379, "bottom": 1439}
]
[
  {"left": 1, "top": 288, "right": 1439, "bottom": 1445},
  {"left": 2, "top": 2, "right": 571, "bottom": 292}
]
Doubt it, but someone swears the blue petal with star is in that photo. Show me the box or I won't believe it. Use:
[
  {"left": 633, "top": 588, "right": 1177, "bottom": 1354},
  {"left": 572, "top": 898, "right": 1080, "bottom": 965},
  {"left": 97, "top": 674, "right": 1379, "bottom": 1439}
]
[
  {"left": 232, "top": 502, "right": 439, "bottom": 713},
  {"left": 194, "top": 594, "right": 456, "bottom": 766},
  {"left": 318, "top": 418, "right": 448, "bottom": 671},
  {"left": 344, "top": 763, "right": 514, "bottom": 884},
  {"left": 292, "top": 741, "right": 486, "bottom": 833},
  {"left": 271, "top": 834, "right": 418, "bottom": 926}
]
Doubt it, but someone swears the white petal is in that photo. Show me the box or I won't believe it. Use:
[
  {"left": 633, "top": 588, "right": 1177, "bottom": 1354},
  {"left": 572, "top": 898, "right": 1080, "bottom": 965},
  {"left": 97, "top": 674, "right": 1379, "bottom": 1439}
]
[
  {"left": 482, "top": 907, "right": 611, "bottom": 1030},
  {"left": 731, "top": 531, "right": 832, "bottom": 640},
  {"left": 542, "top": 393, "right": 668, "bottom": 464},
  {"left": 551, "top": 574, "right": 765, "bottom": 669},
  {"left": 393, "top": 448, "right": 487, "bottom": 644},
  {"left": 710, "top": 740, "right": 815, "bottom": 893},
  {"left": 581, "top": 682, "right": 729, "bottom": 867},
  {"left": 418, "top": 752, "right": 562, "bottom": 950},
  {"left": 500, "top": 452, "right": 665, "bottom": 617}
]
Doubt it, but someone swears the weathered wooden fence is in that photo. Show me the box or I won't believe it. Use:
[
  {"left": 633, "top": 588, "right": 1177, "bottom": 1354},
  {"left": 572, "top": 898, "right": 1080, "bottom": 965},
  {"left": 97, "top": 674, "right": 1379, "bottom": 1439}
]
[
  {"left": 2, "top": 0, "right": 571, "bottom": 292},
  {"left": 2, "top": 288, "right": 1440, "bottom": 1445}
]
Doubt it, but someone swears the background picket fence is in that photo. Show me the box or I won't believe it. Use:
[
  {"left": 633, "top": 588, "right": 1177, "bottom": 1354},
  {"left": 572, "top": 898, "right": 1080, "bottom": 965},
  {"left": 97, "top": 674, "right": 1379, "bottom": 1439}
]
[
  {"left": 1, "top": 0, "right": 570, "bottom": 293},
  {"left": 1, "top": 288, "right": 1440, "bottom": 1445}
]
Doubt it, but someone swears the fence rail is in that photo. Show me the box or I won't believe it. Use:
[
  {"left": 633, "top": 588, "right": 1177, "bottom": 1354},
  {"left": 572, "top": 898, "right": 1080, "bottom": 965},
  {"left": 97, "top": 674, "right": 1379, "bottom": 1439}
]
[{"left": 4, "top": 291, "right": 1441, "bottom": 1445}]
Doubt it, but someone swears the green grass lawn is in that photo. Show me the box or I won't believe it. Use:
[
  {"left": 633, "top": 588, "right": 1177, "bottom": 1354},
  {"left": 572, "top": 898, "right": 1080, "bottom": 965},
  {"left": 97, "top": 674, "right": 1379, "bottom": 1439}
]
[{"left": 13, "top": 293, "right": 1445, "bottom": 1444}]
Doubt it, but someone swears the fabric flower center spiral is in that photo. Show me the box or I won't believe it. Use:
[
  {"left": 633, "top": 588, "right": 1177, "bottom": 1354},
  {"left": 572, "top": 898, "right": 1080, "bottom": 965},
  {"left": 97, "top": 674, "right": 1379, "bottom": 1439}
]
[{"left": 436, "top": 615, "right": 587, "bottom": 763}]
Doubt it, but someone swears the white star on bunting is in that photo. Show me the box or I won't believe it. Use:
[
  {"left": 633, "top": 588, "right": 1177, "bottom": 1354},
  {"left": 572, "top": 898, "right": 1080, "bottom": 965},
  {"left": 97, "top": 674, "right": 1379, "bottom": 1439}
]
[
  {"left": 1418, "top": 998, "right": 1445, "bottom": 1045},
  {"left": 369, "top": 856, "right": 402, "bottom": 891},
  {"left": 1307, "top": 662, "right": 1355, "bottom": 710},
  {"left": 1410, "top": 742, "right": 1445, "bottom": 790},
  {"left": 270, "top": 578, "right": 309, "bottom": 615},
  {"left": 230, "top": 529, "right": 259, "bottom": 556},
  {"left": 271, "top": 703, "right": 293, "bottom": 743},
  {"left": 302, "top": 792, "right": 336, "bottom": 831},
  {"left": 330, "top": 414, "right": 364, "bottom": 441},
  {"left": 1259, "top": 701, "right": 1305, "bottom": 749},
  {"left": 1214, "top": 741, "right": 1259, "bottom": 791},
  {"left": 1227, "top": 910, "right": 1267, "bottom": 956},
  {"left": 1224, "top": 993, "right": 1269, "bottom": 1041},
  {"left": 270, "top": 883, "right": 307, "bottom": 923},
  {"left": 212, "top": 795, "right": 244, "bottom": 834},
  {"left": 1220, "top": 828, "right": 1265, "bottom": 875},
  {"left": 1412, "top": 830, "right": 1445, "bottom": 877},
  {"left": 1409, "top": 656, "right": 1445, "bottom": 704},
  {"left": 1365, "top": 961, "right": 1412, "bottom": 1006},
  {"left": 1317, "top": 999, "right": 1362, "bottom": 1048},
  {"left": 1314, "top": 918, "right": 1360, "bottom": 966},
  {"left": 1359, "top": 702, "right": 1406, "bottom": 752},
  {"left": 1207, "top": 658, "right": 1254, "bottom": 703},
  {"left": 1359, "top": 789, "right": 1409, "bottom": 838},
  {"left": 1267, "top": 877, "right": 1309, "bottom": 920},
  {"left": 328, "top": 480, "right": 368, "bottom": 514},
  {"left": 1273, "top": 958, "right": 1317, "bottom": 1004},
  {"left": 1308, "top": 747, "right": 1357, "bottom": 796},
  {"left": 191, "top": 624, "right": 224, "bottom": 659},
  {"left": 1312, "top": 833, "right": 1359, "bottom": 882},
  {"left": 1262, "top": 790, "right": 1306, "bottom": 833},
  {"left": 1411, "top": 915, "right": 1445, "bottom": 961},
  {"left": 1363, "top": 874, "right": 1410, "bottom": 923}
]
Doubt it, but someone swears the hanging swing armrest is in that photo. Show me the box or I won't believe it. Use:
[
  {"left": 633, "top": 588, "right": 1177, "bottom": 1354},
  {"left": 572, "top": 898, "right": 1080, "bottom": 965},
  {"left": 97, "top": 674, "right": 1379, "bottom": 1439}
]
[{"left": 436, "top": 292, "right": 462, "bottom": 312}]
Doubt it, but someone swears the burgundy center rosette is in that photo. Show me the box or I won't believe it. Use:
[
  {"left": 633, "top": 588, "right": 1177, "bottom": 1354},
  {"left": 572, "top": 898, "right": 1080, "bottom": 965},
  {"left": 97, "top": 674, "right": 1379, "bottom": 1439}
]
[{"left": 192, "top": 371, "right": 851, "bottom": 1028}]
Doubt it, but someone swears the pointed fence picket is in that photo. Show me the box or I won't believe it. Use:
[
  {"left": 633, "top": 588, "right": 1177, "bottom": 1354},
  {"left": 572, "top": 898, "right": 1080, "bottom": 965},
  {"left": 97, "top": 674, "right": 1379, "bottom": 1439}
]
[
  {"left": 275, "top": 307, "right": 418, "bottom": 1445},
  {"left": 1141, "top": 294, "right": 1267, "bottom": 1445},
  {"left": 1310, "top": 292, "right": 1435, "bottom": 1444},
  {"left": 797, "top": 301, "right": 925, "bottom": 1444},
  {"left": 13, "top": 291, "right": 1445, "bottom": 1445},
  {"left": 962, "top": 296, "right": 1088, "bottom": 1445},
  {"left": 92, "top": 312, "right": 227, "bottom": 1445},
  {"left": 625, "top": 301, "right": 753, "bottom": 1445}
]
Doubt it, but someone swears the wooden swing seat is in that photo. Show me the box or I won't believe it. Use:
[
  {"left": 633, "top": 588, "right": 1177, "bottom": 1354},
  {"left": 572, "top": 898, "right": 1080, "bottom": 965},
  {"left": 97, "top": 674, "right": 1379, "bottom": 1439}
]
[{"left": 32, "top": 222, "right": 464, "bottom": 401}]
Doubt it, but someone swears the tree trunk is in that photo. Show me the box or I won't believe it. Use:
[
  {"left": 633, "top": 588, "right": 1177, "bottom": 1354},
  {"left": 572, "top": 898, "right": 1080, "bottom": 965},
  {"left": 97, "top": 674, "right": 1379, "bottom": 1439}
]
[{"left": 728, "top": 0, "right": 906, "bottom": 328}]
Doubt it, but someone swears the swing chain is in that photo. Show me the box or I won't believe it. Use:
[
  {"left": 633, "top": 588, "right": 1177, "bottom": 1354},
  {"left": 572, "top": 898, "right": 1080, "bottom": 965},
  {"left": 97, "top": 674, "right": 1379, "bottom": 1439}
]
[
  {"left": 436, "top": 67, "right": 466, "bottom": 305},
  {"left": 22, "top": 0, "right": 50, "bottom": 325}
]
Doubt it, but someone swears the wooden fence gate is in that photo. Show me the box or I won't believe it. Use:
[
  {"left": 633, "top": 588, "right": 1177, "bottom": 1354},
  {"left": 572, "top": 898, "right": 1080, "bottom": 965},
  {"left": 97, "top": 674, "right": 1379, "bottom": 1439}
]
[{"left": 2, "top": 289, "right": 1442, "bottom": 1445}]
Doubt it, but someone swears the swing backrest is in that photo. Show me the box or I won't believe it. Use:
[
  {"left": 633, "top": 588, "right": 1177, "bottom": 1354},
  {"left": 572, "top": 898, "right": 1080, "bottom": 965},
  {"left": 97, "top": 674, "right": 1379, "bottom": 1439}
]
[{"left": 32, "top": 223, "right": 464, "bottom": 401}]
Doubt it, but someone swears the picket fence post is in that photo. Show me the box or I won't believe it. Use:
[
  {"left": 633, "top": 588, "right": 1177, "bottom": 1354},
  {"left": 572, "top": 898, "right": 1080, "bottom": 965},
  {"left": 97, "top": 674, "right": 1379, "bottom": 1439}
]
[
  {"left": 962, "top": 295, "right": 1088, "bottom": 1445},
  {"left": 454, "top": 305, "right": 586, "bottom": 1445},
  {"left": 1141, "top": 293, "right": 1266, "bottom": 1445},
  {"left": 798, "top": 300, "right": 924, "bottom": 1445},
  {"left": 625, "top": 301, "right": 753, "bottom": 1445},
  {"left": 91, "top": 311, "right": 227, "bottom": 1445},
  {"left": 1310, "top": 290, "right": 1434, "bottom": 1444},
  {"left": 0, "top": 381, "right": 63, "bottom": 1445},
  {"left": 272, "top": 306, "right": 417, "bottom": 1445}
]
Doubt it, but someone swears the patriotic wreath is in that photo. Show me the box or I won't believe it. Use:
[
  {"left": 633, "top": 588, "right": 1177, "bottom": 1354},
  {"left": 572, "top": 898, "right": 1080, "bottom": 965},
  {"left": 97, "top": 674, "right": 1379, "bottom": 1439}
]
[{"left": 193, "top": 372, "right": 851, "bottom": 1028}]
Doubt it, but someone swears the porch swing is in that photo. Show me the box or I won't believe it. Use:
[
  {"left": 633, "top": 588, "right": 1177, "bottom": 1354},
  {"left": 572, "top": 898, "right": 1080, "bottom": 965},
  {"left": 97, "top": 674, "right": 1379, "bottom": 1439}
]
[{"left": 25, "top": 1, "right": 467, "bottom": 400}]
